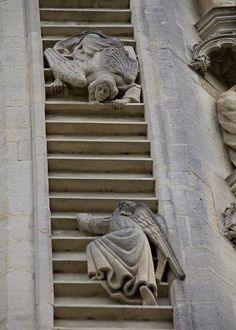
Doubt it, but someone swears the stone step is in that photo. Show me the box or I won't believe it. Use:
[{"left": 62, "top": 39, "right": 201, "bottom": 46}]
[
  {"left": 48, "top": 155, "right": 153, "bottom": 173},
  {"left": 41, "top": 23, "right": 133, "bottom": 37},
  {"left": 53, "top": 319, "right": 174, "bottom": 330},
  {"left": 54, "top": 327, "right": 174, "bottom": 330},
  {"left": 54, "top": 304, "right": 173, "bottom": 322},
  {"left": 52, "top": 235, "right": 94, "bottom": 252},
  {"left": 39, "top": 0, "right": 130, "bottom": 9},
  {"left": 54, "top": 295, "right": 170, "bottom": 307},
  {"left": 47, "top": 137, "right": 150, "bottom": 155},
  {"left": 45, "top": 100, "right": 144, "bottom": 117},
  {"left": 51, "top": 212, "right": 110, "bottom": 231},
  {"left": 53, "top": 251, "right": 87, "bottom": 273},
  {"left": 53, "top": 275, "right": 169, "bottom": 298},
  {"left": 40, "top": 8, "right": 131, "bottom": 23},
  {"left": 54, "top": 318, "right": 174, "bottom": 329},
  {"left": 42, "top": 37, "right": 136, "bottom": 49},
  {"left": 49, "top": 173, "right": 155, "bottom": 193},
  {"left": 46, "top": 114, "right": 144, "bottom": 123},
  {"left": 46, "top": 120, "right": 147, "bottom": 136},
  {"left": 49, "top": 192, "right": 158, "bottom": 212}
]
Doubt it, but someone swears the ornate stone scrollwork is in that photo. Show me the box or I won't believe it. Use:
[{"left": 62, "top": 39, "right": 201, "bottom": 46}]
[
  {"left": 190, "top": 34, "right": 236, "bottom": 75},
  {"left": 44, "top": 31, "right": 141, "bottom": 109},
  {"left": 76, "top": 201, "right": 185, "bottom": 306}
]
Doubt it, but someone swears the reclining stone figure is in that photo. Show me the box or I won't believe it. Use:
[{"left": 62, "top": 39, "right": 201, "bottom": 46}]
[
  {"left": 44, "top": 31, "right": 141, "bottom": 109},
  {"left": 76, "top": 201, "right": 185, "bottom": 305}
]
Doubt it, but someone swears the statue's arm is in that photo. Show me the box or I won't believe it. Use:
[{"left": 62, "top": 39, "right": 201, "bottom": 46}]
[
  {"left": 122, "top": 83, "right": 141, "bottom": 103},
  {"left": 113, "top": 84, "right": 141, "bottom": 110},
  {"left": 76, "top": 213, "right": 112, "bottom": 235}
]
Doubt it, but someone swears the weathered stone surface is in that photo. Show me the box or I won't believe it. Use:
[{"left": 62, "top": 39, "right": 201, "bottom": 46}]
[
  {"left": 44, "top": 32, "right": 141, "bottom": 107},
  {"left": 77, "top": 201, "right": 184, "bottom": 305}
]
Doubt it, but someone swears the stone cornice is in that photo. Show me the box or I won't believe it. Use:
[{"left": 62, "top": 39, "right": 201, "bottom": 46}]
[{"left": 195, "top": 6, "right": 236, "bottom": 39}]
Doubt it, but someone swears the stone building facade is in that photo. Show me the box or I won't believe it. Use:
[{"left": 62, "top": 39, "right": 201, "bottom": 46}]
[{"left": 0, "top": 0, "right": 236, "bottom": 329}]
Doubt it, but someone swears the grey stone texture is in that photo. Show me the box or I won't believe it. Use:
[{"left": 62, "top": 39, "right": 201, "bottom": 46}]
[
  {"left": 0, "top": 0, "right": 236, "bottom": 329},
  {"left": 132, "top": 0, "right": 236, "bottom": 329}
]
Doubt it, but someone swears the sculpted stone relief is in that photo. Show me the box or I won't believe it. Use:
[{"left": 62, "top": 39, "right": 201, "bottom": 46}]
[
  {"left": 76, "top": 201, "right": 185, "bottom": 305},
  {"left": 216, "top": 86, "right": 236, "bottom": 167},
  {"left": 44, "top": 31, "right": 141, "bottom": 109},
  {"left": 223, "top": 203, "right": 236, "bottom": 246}
]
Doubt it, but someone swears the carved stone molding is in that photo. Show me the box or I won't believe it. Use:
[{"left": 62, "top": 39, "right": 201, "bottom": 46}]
[
  {"left": 190, "top": 33, "right": 236, "bottom": 74},
  {"left": 196, "top": 6, "right": 236, "bottom": 39}
]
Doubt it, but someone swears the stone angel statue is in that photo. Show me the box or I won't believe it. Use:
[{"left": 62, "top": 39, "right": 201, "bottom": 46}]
[
  {"left": 44, "top": 31, "right": 141, "bottom": 109},
  {"left": 76, "top": 201, "right": 185, "bottom": 305}
]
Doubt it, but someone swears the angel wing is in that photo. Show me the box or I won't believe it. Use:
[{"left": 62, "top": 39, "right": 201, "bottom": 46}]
[
  {"left": 44, "top": 48, "right": 87, "bottom": 88},
  {"left": 100, "top": 46, "right": 139, "bottom": 85},
  {"left": 132, "top": 202, "right": 185, "bottom": 281}
]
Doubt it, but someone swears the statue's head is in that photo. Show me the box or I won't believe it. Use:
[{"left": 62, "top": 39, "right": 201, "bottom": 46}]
[
  {"left": 117, "top": 200, "right": 138, "bottom": 216},
  {"left": 88, "top": 73, "right": 118, "bottom": 102}
]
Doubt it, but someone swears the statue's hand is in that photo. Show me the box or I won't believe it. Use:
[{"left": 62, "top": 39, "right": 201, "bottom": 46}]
[
  {"left": 113, "top": 98, "right": 130, "bottom": 110},
  {"left": 49, "top": 78, "right": 69, "bottom": 95}
]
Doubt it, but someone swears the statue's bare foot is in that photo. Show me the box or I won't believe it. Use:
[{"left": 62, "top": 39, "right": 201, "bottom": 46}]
[
  {"left": 140, "top": 286, "right": 158, "bottom": 305},
  {"left": 113, "top": 98, "right": 130, "bottom": 110},
  {"left": 49, "top": 78, "right": 69, "bottom": 95}
]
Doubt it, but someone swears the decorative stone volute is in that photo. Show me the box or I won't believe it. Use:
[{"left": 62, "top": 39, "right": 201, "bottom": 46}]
[
  {"left": 191, "top": 6, "right": 236, "bottom": 85},
  {"left": 190, "top": 33, "right": 236, "bottom": 76}
]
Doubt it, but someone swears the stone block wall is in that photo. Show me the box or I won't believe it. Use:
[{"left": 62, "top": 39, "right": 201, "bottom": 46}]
[{"left": 0, "top": 0, "right": 36, "bottom": 329}]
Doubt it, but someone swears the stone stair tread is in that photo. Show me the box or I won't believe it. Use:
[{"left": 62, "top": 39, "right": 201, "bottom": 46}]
[
  {"left": 49, "top": 172, "right": 153, "bottom": 179},
  {"left": 46, "top": 117, "right": 146, "bottom": 124},
  {"left": 53, "top": 251, "right": 87, "bottom": 260},
  {"left": 46, "top": 116, "right": 144, "bottom": 124},
  {"left": 54, "top": 296, "right": 170, "bottom": 306},
  {"left": 39, "top": 0, "right": 130, "bottom": 9},
  {"left": 47, "top": 136, "right": 148, "bottom": 142},
  {"left": 44, "top": 99, "right": 143, "bottom": 115},
  {"left": 54, "top": 304, "right": 173, "bottom": 321},
  {"left": 48, "top": 154, "right": 151, "bottom": 160},
  {"left": 41, "top": 25, "right": 133, "bottom": 37},
  {"left": 40, "top": 8, "right": 131, "bottom": 12},
  {"left": 49, "top": 191, "right": 156, "bottom": 198},
  {"left": 54, "top": 318, "right": 174, "bottom": 330},
  {"left": 41, "top": 22, "right": 133, "bottom": 27},
  {"left": 42, "top": 36, "right": 136, "bottom": 48},
  {"left": 45, "top": 100, "right": 144, "bottom": 108},
  {"left": 53, "top": 325, "right": 174, "bottom": 330}
]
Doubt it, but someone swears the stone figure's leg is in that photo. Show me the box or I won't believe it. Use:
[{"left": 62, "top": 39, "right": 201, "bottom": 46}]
[{"left": 140, "top": 286, "right": 158, "bottom": 305}]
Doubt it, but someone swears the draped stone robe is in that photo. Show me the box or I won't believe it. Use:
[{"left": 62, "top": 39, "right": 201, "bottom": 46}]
[{"left": 78, "top": 213, "right": 157, "bottom": 305}]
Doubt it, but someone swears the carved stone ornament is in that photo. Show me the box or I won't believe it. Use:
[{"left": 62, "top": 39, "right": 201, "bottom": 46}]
[
  {"left": 223, "top": 203, "right": 236, "bottom": 246},
  {"left": 190, "top": 34, "right": 236, "bottom": 74},
  {"left": 76, "top": 201, "right": 185, "bottom": 305},
  {"left": 216, "top": 85, "right": 236, "bottom": 167},
  {"left": 44, "top": 31, "right": 141, "bottom": 109}
]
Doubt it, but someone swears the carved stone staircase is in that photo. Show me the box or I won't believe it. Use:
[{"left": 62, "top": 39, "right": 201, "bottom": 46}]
[{"left": 39, "top": 0, "right": 174, "bottom": 328}]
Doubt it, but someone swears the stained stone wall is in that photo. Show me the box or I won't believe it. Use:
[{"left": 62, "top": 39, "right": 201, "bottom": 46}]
[
  {"left": 132, "top": 0, "right": 236, "bottom": 329},
  {"left": 0, "top": 0, "right": 36, "bottom": 329}
]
